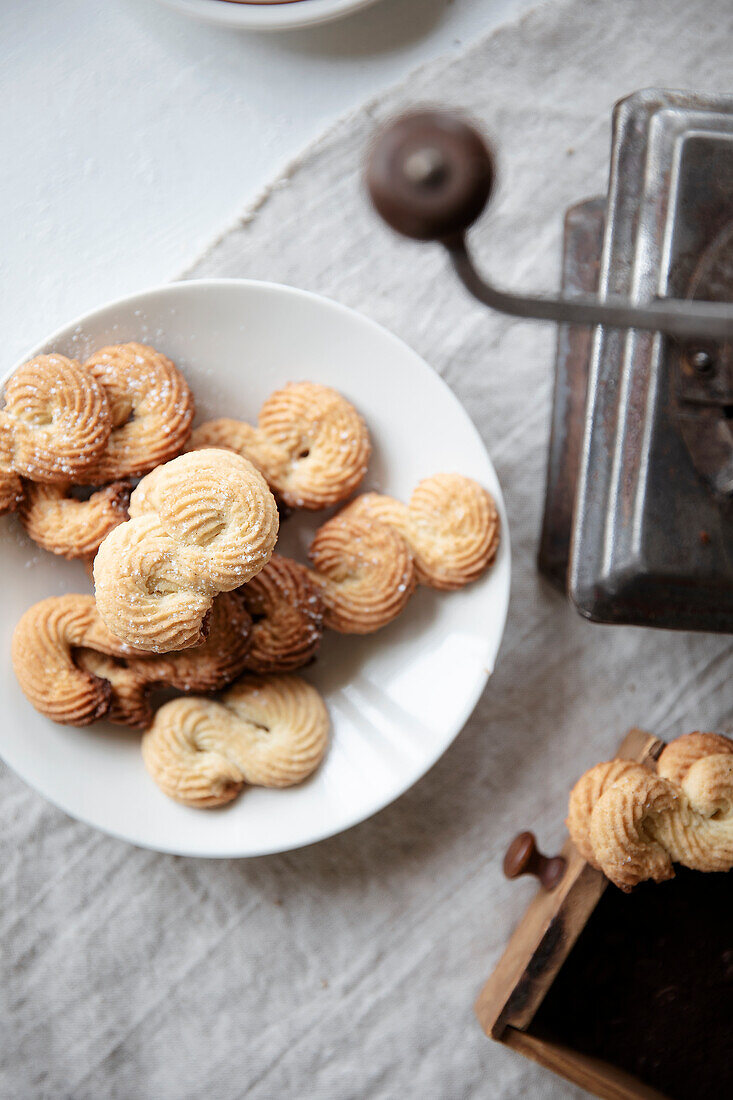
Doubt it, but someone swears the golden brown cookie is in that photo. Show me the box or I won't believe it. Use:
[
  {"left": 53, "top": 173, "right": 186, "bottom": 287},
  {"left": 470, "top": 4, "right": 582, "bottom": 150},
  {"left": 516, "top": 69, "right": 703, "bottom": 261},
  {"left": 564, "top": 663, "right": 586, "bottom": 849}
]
[
  {"left": 566, "top": 759, "right": 647, "bottom": 865},
  {"left": 13, "top": 590, "right": 252, "bottom": 729},
  {"left": 342, "top": 473, "right": 500, "bottom": 590},
  {"left": 142, "top": 673, "right": 329, "bottom": 807},
  {"left": 303, "top": 473, "right": 498, "bottom": 634},
  {"left": 190, "top": 419, "right": 285, "bottom": 496},
  {"left": 74, "top": 648, "right": 152, "bottom": 729},
  {"left": 12, "top": 594, "right": 133, "bottom": 726},
  {"left": 308, "top": 512, "right": 415, "bottom": 634},
  {"left": 656, "top": 731, "right": 733, "bottom": 787},
  {"left": 0, "top": 354, "right": 111, "bottom": 484},
  {"left": 18, "top": 481, "right": 131, "bottom": 559},
  {"left": 588, "top": 767, "right": 680, "bottom": 890},
  {"left": 239, "top": 554, "right": 324, "bottom": 673},
  {"left": 94, "top": 449, "right": 279, "bottom": 652},
  {"left": 189, "top": 381, "right": 371, "bottom": 510},
  {"left": 568, "top": 732, "right": 733, "bottom": 890},
  {"left": 0, "top": 469, "right": 25, "bottom": 516},
  {"left": 75, "top": 591, "right": 253, "bottom": 727},
  {"left": 82, "top": 343, "right": 194, "bottom": 481}
]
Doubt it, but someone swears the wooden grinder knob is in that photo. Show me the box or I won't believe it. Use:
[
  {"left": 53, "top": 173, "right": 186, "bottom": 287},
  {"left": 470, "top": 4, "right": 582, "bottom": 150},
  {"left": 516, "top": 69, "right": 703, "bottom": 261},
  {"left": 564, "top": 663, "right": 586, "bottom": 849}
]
[
  {"left": 503, "top": 831, "right": 566, "bottom": 890},
  {"left": 366, "top": 110, "right": 495, "bottom": 242}
]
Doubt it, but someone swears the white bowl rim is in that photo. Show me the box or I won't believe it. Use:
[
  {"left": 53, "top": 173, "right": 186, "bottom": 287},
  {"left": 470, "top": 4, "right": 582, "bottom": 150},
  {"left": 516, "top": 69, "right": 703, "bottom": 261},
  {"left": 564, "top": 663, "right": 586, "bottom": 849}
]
[{"left": 156, "top": 0, "right": 382, "bottom": 31}]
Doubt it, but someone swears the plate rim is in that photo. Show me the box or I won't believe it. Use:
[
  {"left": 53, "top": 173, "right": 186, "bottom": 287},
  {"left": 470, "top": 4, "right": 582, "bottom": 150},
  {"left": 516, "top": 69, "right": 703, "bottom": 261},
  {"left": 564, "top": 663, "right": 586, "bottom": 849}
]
[
  {"left": 155, "top": 0, "right": 382, "bottom": 31},
  {"left": 0, "top": 277, "right": 511, "bottom": 858}
]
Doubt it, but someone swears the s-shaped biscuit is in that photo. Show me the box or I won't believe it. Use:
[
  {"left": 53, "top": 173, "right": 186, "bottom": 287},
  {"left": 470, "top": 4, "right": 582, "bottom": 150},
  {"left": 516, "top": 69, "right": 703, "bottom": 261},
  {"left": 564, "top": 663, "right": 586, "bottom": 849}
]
[
  {"left": 75, "top": 591, "right": 254, "bottom": 727},
  {"left": 12, "top": 594, "right": 134, "bottom": 726},
  {"left": 341, "top": 474, "right": 500, "bottom": 590},
  {"left": 142, "top": 674, "right": 329, "bottom": 807},
  {"left": 567, "top": 732, "right": 733, "bottom": 890},
  {"left": 307, "top": 473, "right": 500, "bottom": 633},
  {"left": 18, "top": 481, "right": 131, "bottom": 559},
  {"left": 0, "top": 354, "right": 111, "bottom": 512},
  {"left": 13, "top": 591, "right": 253, "bottom": 729},
  {"left": 94, "top": 449, "right": 279, "bottom": 653},
  {"left": 189, "top": 382, "right": 370, "bottom": 510},
  {"left": 238, "top": 554, "right": 324, "bottom": 674},
  {"left": 82, "top": 342, "right": 194, "bottom": 481}
]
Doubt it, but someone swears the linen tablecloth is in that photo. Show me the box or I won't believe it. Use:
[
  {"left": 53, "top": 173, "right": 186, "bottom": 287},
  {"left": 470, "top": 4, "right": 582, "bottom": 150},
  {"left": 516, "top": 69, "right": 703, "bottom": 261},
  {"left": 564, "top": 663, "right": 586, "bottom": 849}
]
[{"left": 4, "top": 1, "right": 733, "bottom": 1096}]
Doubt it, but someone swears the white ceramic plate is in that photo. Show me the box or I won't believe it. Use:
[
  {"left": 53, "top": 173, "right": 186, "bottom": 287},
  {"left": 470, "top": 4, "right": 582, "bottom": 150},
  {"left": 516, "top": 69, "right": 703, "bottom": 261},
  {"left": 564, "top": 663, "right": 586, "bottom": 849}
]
[
  {"left": 0, "top": 279, "right": 510, "bottom": 857},
  {"left": 156, "top": 0, "right": 382, "bottom": 31}
]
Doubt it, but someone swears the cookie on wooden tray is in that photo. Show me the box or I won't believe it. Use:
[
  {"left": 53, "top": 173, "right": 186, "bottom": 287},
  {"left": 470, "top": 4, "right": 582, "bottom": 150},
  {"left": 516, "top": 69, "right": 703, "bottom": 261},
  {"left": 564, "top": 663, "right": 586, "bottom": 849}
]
[
  {"left": 565, "top": 759, "right": 642, "bottom": 865},
  {"left": 19, "top": 481, "right": 131, "bottom": 559},
  {"left": 567, "top": 731, "right": 733, "bottom": 889},
  {"left": 0, "top": 354, "right": 111, "bottom": 496},
  {"left": 189, "top": 381, "right": 371, "bottom": 510},
  {"left": 142, "top": 673, "right": 329, "bottom": 807},
  {"left": 93, "top": 448, "right": 279, "bottom": 653}
]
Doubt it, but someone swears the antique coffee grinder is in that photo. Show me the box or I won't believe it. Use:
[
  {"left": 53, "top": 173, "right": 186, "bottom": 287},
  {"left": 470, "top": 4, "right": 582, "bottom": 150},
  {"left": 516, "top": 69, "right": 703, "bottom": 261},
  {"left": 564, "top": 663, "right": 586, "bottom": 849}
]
[{"left": 366, "top": 90, "right": 733, "bottom": 633}]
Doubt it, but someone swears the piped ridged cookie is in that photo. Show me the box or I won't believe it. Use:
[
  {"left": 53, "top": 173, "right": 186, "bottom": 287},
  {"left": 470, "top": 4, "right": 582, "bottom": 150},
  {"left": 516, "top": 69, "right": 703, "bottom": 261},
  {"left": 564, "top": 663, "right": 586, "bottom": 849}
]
[
  {"left": 239, "top": 554, "right": 324, "bottom": 673},
  {"left": 0, "top": 354, "right": 111, "bottom": 488},
  {"left": 342, "top": 473, "right": 500, "bottom": 590},
  {"left": 0, "top": 470, "right": 25, "bottom": 516},
  {"left": 82, "top": 343, "right": 194, "bottom": 481},
  {"left": 74, "top": 590, "right": 254, "bottom": 727},
  {"left": 567, "top": 731, "right": 733, "bottom": 890},
  {"left": 12, "top": 590, "right": 253, "bottom": 729},
  {"left": 94, "top": 449, "right": 279, "bottom": 653},
  {"left": 189, "top": 381, "right": 371, "bottom": 510},
  {"left": 305, "top": 473, "right": 499, "bottom": 634},
  {"left": 1, "top": 343, "right": 192, "bottom": 544},
  {"left": 11, "top": 594, "right": 133, "bottom": 725},
  {"left": 19, "top": 481, "right": 131, "bottom": 559},
  {"left": 308, "top": 513, "right": 415, "bottom": 634},
  {"left": 566, "top": 758, "right": 646, "bottom": 865},
  {"left": 142, "top": 674, "right": 329, "bottom": 807}
]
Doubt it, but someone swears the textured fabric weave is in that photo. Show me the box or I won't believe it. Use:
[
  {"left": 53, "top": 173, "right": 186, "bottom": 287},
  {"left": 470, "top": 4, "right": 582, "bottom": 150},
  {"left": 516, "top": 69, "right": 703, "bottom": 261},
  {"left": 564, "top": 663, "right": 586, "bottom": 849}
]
[{"left": 4, "top": 2, "right": 733, "bottom": 1096}]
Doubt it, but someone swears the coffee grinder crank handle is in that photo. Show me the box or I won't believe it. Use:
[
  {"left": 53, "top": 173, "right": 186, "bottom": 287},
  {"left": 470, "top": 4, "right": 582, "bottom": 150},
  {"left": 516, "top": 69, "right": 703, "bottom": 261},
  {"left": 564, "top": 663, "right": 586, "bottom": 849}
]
[{"left": 365, "top": 111, "right": 733, "bottom": 344}]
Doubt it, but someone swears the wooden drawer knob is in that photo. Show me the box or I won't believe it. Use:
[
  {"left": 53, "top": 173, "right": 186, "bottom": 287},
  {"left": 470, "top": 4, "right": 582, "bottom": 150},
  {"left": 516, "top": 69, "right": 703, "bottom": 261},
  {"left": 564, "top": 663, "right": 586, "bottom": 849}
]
[
  {"left": 503, "top": 831, "right": 566, "bottom": 890},
  {"left": 366, "top": 110, "right": 495, "bottom": 242}
]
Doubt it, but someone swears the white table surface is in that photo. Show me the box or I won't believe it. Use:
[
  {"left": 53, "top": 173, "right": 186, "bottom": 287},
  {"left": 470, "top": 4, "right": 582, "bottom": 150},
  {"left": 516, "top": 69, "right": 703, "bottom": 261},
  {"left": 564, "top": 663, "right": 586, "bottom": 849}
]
[{"left": 2, "top": 0, "right": 534, "bottom": 367}]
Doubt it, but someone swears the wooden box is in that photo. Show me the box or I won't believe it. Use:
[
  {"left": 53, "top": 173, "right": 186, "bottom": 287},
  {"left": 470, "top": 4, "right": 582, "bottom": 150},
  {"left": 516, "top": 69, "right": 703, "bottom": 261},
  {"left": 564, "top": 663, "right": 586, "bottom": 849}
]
[{"left": 475, "top": 730, "right": 733, "bottom": 1100}]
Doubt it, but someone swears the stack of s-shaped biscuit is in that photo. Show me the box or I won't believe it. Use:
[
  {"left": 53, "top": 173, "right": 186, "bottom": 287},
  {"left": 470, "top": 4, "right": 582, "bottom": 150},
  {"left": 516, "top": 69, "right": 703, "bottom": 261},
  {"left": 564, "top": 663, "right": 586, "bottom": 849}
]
[
  {"left": 567, "top": 732, "right": 733, "bottom": 889},
  {"left": 8, "top": 344, "right": 500, "bottom": 811}
]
